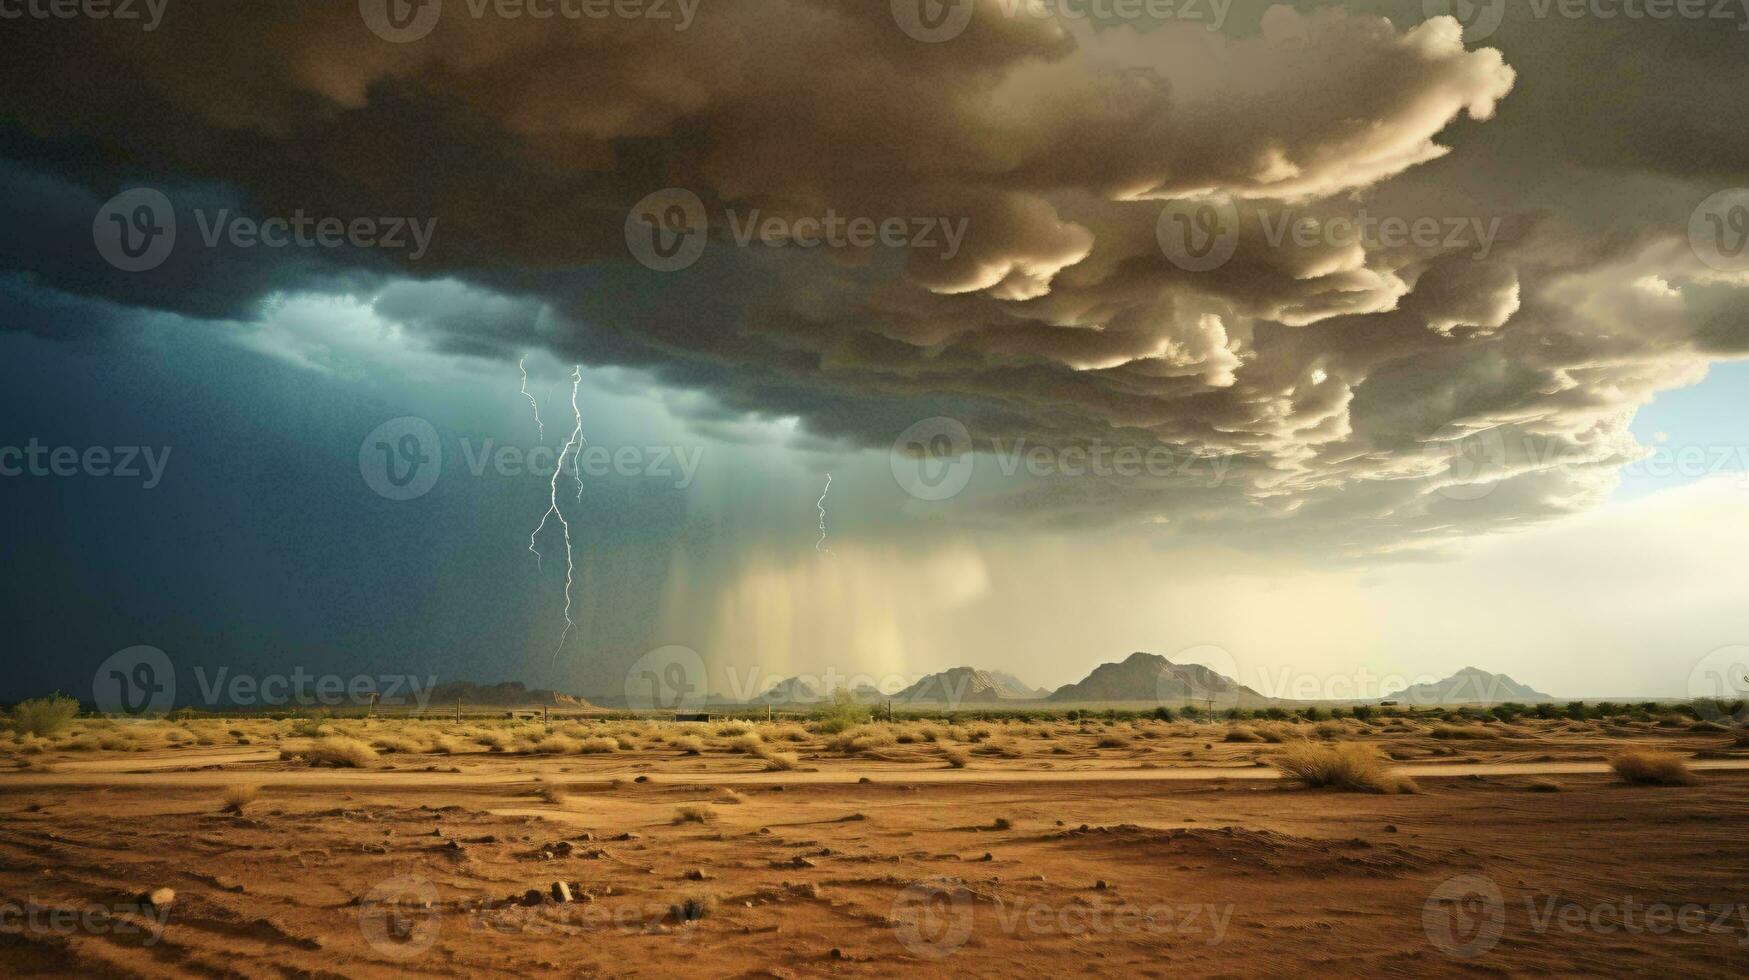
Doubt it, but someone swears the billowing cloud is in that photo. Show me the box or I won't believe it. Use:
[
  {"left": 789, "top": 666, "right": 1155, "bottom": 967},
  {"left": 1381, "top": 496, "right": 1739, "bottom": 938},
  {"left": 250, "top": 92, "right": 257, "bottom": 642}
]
[{"left": 1, "top": 1, "right": 1744, "bottom": 557}]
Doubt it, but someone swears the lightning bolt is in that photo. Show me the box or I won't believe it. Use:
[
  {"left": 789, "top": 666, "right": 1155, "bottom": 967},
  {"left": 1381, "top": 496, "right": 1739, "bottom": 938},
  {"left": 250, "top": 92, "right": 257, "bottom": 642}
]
[
  {"left": 528, "top": 365, "right": 586, "bottom": 662},
  {"left": 816, "top": 472, "right": 833, "bottom": 555},
  {"left": 518, "top": 357, "right": 544, "bottom": 442}
]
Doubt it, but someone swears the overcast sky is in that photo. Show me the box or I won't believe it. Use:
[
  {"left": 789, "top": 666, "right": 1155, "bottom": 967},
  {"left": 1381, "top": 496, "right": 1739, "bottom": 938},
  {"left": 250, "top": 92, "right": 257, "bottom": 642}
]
[{"left": 2, "top": 1, "right": 1746, "bottom": 702}]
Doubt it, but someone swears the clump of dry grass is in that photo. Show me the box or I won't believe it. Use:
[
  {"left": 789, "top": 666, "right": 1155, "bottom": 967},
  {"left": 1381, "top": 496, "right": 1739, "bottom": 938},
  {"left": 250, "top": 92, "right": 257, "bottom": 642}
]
[
  {"left": 1095, "top": 735, "right": 1130, "bottom": 749},
  {"left": 530, "top": 735, "right": 582, "bottom": 755},
  {"left": 749, "top": 743, "right": 798, "bottom": 771},
  {"left": 371, "top": 733, "right": 431, "bottom": 754},
  {"left": 1610, "top": 749, "right": 1697, "bottom": 786},
  {"left": 827, "top": 726, "right": 897, "bottom": 756},
  {"left": 221, "top": 783, "right": 260, "bottom": 814},
  {"left": 670, "top": 736, "right": 705, "bottom": 755},
  {"left": 302, "top": 736, "right": 379, "bottom": 768},
  {"left": 1224, "top": 726, "right": 1264, "bottom": 743},
  {"left": 1257, "top": 724, "right": 1305, "bottom": 744},
  {"left": 673, "top": 804, "right": 717, "bottom": 824},
  {"left": 575, "top": 736, "right": 619, "bottom": 754},
  {"left": 942, "top": 746, "right": 970, "bottom": 768},
  {"left": 1268, "top": 742, "right": 1418, "bottom": 794}
]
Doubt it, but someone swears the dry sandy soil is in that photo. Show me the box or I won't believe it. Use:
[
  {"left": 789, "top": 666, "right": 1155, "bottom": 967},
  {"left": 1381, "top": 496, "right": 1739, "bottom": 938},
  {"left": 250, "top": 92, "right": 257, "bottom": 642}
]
[{"left": 2, "top": 715, "right": 1747, "bottom": 977}]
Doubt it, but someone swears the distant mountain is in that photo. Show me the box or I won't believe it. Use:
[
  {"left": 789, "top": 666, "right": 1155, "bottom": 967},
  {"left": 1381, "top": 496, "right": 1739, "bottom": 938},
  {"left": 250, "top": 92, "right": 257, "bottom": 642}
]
[
  {"left": 425, "top": 681, "right": 595, "bottom": 709},
  {"left": 1048, "top": 652, "right": 1260, "bottom": 704},
  {"left": 893, "top": 667, "right": 1045, "bottom": 703},
  {"left": 986, "top": 670, "right": 1051, "bottom": 700},
  {"left": 754, "top": 678, "right": 886, "bottom": 705},
  {"left": 1383, "top": 668, "right": 1554, "bottom": 706},
  {"left": 755, "top": 676, "right": 825, "bottom": 704}
]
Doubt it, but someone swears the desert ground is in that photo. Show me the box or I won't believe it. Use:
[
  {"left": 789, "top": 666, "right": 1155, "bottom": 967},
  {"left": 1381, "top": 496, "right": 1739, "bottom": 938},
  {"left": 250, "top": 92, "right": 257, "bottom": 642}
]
[{"left": 3, "top": 711, "right": 1748, "bottom": 977}]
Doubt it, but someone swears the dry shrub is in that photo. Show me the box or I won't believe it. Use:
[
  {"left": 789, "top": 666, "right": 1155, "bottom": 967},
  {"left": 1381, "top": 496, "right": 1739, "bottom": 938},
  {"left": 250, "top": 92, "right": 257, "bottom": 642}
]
[
  {"left": 304, "top": 736, "right": 379, "bottom": 768},
  {"left": 1256, "top": 724, "right": 1303, "bottom": 744},
  {"left": 221, "top": 783, "right": 260, "bottom": 813},
  {"left": 576, "top": 737, "right": 619, "bottom": 754},
  {"left": 1224, "top": 726, "right": 1264, "bottom": 743},
  {"left": 531, "top": 735, "right": 582, "bottom": 755},
  {"left": 670, "top": 736, "right": 705, "bottom": 755},
  {"left": 941, "top": 746, "right": 970, "bottom": 768},
  {"left": 1095, "top": 735, "right": 1130, "bottom": 749},
  {"left": 750, "top": 743, "right": 798, "bottom": 771},
  {"left": 1268, "top": 742, "right": 1418, "bottom": 794},
  {"left": 827, "top": 726, "right": 896, "bottom": 755},
  {"left": 1610, "top": 750, "right": 1697, "bottom": 786},
  {"left": 1313, "top": 722, "right": 1348, "bottom": 740},
  {"left": 669, "top": 893, "right": 717, "bottom": 922},
  {"left": 371, "top": 733, "right": 431, "bottom": 754},
  {"left": 673, "top": 804, "right": 717, "bottom": 824}
]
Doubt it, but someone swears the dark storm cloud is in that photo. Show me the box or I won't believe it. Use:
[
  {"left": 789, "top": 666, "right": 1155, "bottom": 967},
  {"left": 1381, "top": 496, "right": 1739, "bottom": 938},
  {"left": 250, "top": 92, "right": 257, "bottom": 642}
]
[{"left": 0, "top": 1, "right": 1744, "bottom": 554}]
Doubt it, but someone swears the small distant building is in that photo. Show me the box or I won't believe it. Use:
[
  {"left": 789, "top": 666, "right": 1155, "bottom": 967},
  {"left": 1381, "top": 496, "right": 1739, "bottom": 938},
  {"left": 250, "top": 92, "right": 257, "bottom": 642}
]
[{"left": 674, "top": 712, "right": 715, "bottom": 723}]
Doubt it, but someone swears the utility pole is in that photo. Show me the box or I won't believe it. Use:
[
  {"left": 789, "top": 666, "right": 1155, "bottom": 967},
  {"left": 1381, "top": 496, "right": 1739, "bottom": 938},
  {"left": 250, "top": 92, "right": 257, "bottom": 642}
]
[{"left": 455, "top": 697, "right": 462, "bottom": 724}]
